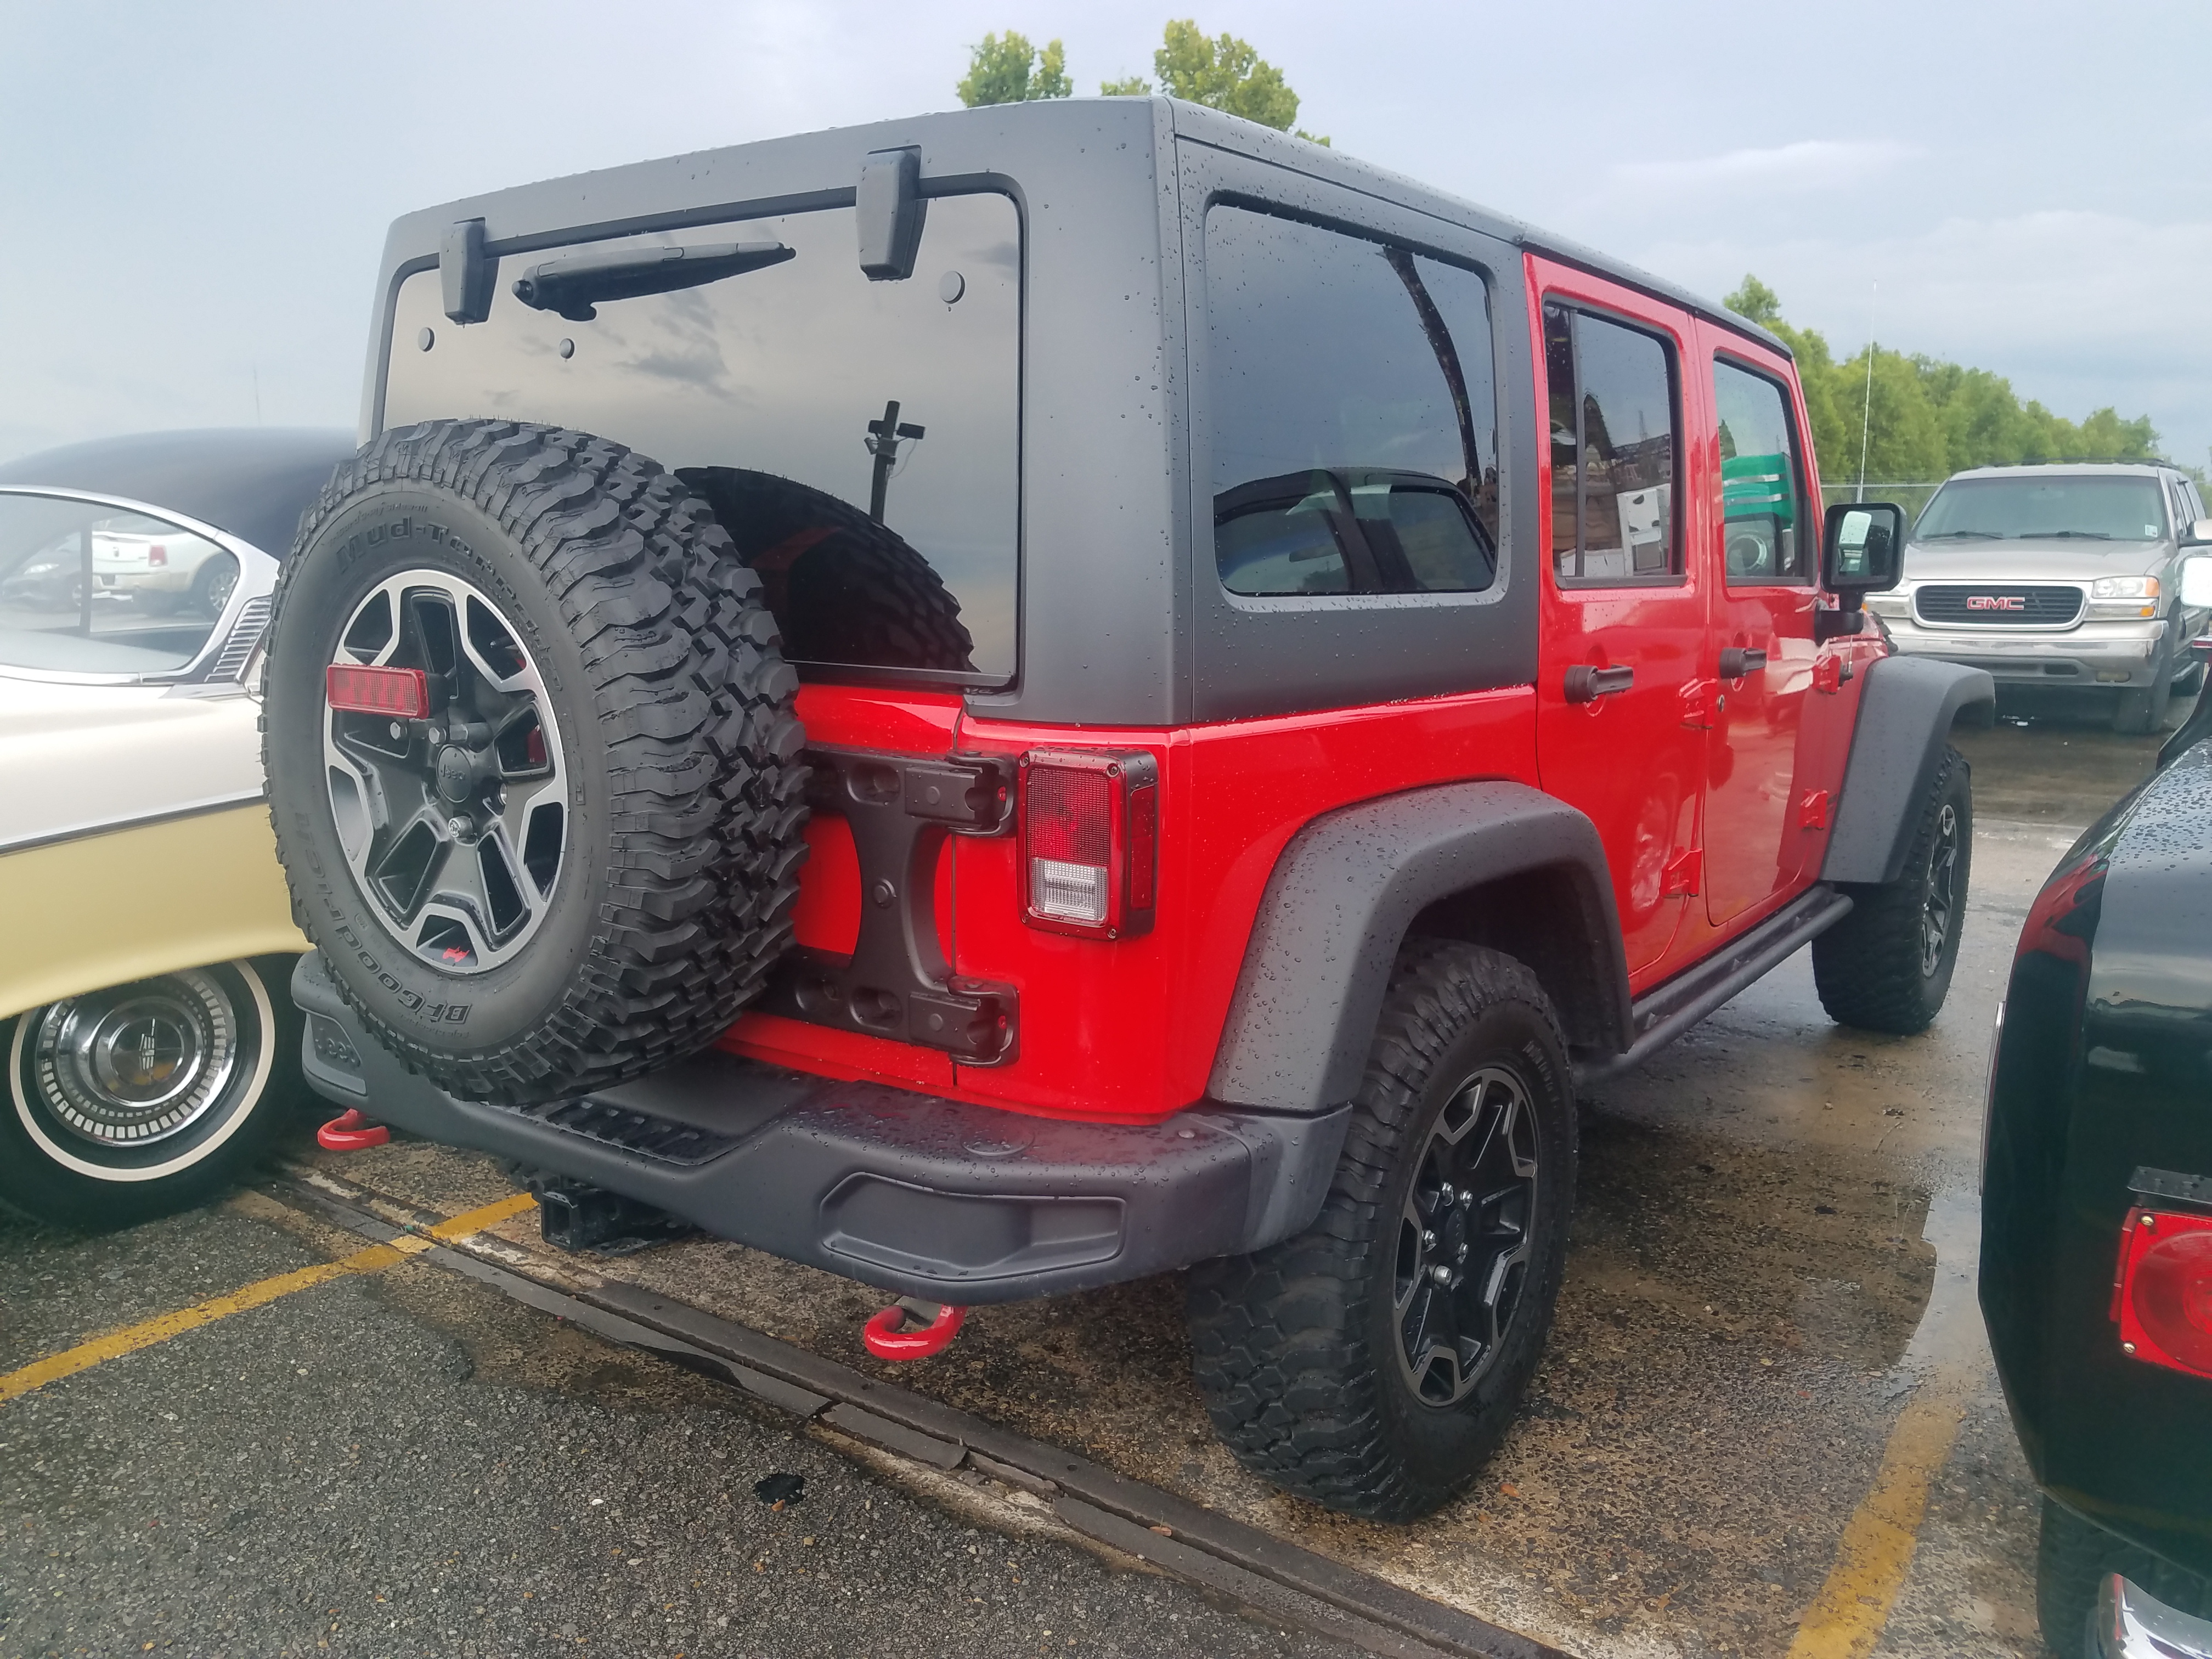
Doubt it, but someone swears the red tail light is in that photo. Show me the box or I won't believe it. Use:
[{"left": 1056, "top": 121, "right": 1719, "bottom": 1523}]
[
  {"left": 147, "top": 544, "right": 167, "bottom": 566},
  {"left": 1018, "top": 748, "right": 1158, "bottom": 940},
  {"left": 2114, "top": 1205, "right": 2212, "bottom": 1379},
  {"left": 326, "top": 664, "right": 431, "bottom": 718}
]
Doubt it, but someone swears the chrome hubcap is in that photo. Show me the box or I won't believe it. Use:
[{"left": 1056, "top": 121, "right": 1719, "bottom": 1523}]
[
  {"left": 1393, "top": 1066, "right": 1539, "bottom": 1406},
  {"left": 31, "top": 970, "right": 238, "bottom": 1147},
  {"left": 1922, "top": 802, "right": 1960, "bottom": 977},
  {"left": 323, "top": 569, "right": 570, "bottom": 975}
]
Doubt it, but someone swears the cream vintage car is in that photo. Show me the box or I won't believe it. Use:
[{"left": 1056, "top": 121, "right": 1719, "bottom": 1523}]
[{"left": 0, "top": 429, "right": 352, "bottom": 1226}]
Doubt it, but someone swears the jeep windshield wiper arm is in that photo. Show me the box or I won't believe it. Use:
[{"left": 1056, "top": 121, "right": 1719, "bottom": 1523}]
[{"left": 511, "top": 241, "right": 795, "bottom": 323}]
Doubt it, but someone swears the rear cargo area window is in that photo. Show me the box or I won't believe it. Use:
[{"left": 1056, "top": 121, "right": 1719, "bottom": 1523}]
[
  {"left": 1203, "top": 206, "right": 1499, "bottom": 599},
  {"left": 383, "top": 194, "right": 1021, "bottom": 684}
]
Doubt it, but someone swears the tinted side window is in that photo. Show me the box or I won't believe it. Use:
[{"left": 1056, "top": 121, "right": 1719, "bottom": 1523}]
[
  {"left": 1204, "top": 206, "right": 1499, "bottom": 598},
  {"left": 1712, "top": 359, "right": 1810, "bottom": 583},
  {"left": 385, "top": 195, "right": 1020, "bottom": 683},
  {"left": 1545, "top": 304, "right": 1678, "bottom": 584}
]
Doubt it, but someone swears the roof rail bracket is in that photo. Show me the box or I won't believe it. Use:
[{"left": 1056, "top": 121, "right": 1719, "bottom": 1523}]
[
  {"left": 441, "top": 218, "right": 498, "bottom": 325},
  {"left": 856, "top": 147, "right": 927, "bottom": 282}
]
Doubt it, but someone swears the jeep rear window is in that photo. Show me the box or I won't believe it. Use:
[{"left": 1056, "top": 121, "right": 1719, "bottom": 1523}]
[
  {"left": 1203, "top": 206, "right": 1499, "bottom": 600},
  {"left": 383, "top": 194, "right": 1020, "bottom": 684},
  {"left": 1916, "top": 476, "right": 2168, "bottom": 543}
]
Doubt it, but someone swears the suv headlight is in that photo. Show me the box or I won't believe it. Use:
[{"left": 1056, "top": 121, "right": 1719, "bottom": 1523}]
[
  {"left": 2092, "top": 575, "right": 2159, "bottom": 600},
  {"left": 2089, "top": 574, "right": 2161, "bottom": 619}
]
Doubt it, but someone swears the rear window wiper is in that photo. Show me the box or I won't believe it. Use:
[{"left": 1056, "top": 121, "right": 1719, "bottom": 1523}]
[
  {"left": 511, "top": 241, "right": 795, "bottom": 322},
  {"left": 1920, "top": 529, "right": 2003, "bottom": 539}
]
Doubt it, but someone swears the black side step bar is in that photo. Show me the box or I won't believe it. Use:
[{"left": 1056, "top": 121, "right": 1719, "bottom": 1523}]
[{"left": 1573, "top": 884, "right": 1854, "bottom": 1087}]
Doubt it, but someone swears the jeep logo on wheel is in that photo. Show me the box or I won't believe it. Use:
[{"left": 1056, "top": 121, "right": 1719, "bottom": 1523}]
[{"left": 1967, "top": 594, "right": 2027, "bottom": 611}]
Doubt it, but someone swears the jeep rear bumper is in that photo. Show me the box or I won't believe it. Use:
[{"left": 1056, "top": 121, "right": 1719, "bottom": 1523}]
[{"left": 291, "top": 955, "right": 1349, "bottom": 1304}]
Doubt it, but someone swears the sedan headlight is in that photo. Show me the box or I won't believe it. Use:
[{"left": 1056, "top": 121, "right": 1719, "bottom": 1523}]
[{"left": 2092, "top": 576, "right": 2160, "bottom": 600}]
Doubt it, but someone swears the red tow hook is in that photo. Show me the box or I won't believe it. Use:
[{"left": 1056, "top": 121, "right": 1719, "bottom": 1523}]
[
  {"left": 316, "top": 1108, "right": 390, "bottom": 1152},
  {"left": 862, "top": 1299, "right": 967, "bottom": 1361}
]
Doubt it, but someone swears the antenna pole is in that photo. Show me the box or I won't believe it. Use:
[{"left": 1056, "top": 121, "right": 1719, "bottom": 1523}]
[{"left": 1857, "top": 282, "right": 1877, "bottom": 502}]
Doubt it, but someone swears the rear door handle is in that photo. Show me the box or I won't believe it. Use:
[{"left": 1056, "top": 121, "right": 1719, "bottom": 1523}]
[
  {"left": 1563, "top": 664, "right": 1635, "bottom": 703},
  {"left": 1718, "top": 647, "right": 1768, "bottom": 679}
]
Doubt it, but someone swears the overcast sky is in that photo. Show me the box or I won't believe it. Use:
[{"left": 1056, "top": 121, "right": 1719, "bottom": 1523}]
[{"left": 4, "top": 0, "right": 2207, "bottom": 476}]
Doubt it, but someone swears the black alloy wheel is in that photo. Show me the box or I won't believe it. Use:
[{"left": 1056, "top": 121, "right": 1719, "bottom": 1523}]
[
  {"left": 1920, "top": 799, "right": 1961, "bottom": 978},
  {"left": 322, "top": 569, "right": 571, "bottom": 976},
  {"left": 1392, "top": 1066, "right": 1539, "bottom": 1405}
]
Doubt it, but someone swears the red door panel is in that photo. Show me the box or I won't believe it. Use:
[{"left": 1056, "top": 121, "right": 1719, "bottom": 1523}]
[{"left": 1527, "top": 255, "right": 1706, "bottom": 986}]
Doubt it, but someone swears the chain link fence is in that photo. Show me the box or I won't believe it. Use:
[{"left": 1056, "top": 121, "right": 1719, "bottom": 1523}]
[{"left": 1820, "top": 481, "right": 1945, "bottom": 524}]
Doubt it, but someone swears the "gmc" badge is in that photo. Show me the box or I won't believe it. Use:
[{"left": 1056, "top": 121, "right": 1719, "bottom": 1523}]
[{"left": 1967, "top": 594, "right": 2028, "bottom": 611}]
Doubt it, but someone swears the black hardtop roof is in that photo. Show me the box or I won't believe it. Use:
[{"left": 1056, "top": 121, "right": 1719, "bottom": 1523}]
[
  {"left": 0, "top": 428, "right": 354, "bottom": 559},
  {"left": 381, "top": 96, "right": 1789, "bottom": 362}
]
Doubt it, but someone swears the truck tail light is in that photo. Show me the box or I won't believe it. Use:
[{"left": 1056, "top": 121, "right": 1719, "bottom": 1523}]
[
  {"left": 2114, "top": 1205, "right": 2212, "bottom": 1380},
  {"left": 325, "top": 663, "right": 431, "bottom": 718},
  {"left": 146, "top": 544, "right": 167, "bottom": 566},
  {"left": 1018, "top": 748, "right": 1158, "bottom": 940}
]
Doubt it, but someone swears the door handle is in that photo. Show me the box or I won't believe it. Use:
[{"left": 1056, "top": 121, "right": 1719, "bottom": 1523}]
[
  {"left": 1718, "top": 647, "right": 1768, "bottom": 679},
  {"left": 1563, "top": 664, "right": 1635, "bottom": 703}
]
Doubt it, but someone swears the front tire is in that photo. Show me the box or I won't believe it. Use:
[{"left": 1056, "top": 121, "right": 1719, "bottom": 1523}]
[
  {"left": 1187, "top": 943, "right": 1576, "bottom": 1521},
  {"left": 0, "top": 957, "right": 300, "bottom": 1229},
  {"left": 2112, "top": 619, "right": 2177, "bottom": 734},
  {"left": 1814, "top": 744, "right": 1971, "bottom": 1036}
]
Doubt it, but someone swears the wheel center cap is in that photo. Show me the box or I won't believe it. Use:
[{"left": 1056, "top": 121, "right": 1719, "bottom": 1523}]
[{"left": 435, "top": 744, "right": 477, "bottom": 805}]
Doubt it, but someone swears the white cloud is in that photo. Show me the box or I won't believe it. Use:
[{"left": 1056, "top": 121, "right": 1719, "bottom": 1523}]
[
  {"left": 1632, "top": 210, "right": 2212, "bottom": 466},
  {"left": 1611, "top": 139, "right": 1918, "bottom": 195}
]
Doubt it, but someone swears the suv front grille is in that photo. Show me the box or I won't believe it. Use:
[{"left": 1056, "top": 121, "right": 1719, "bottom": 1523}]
[{"left": 1914, "top": 584, "right": 2083, "bottom": 627}]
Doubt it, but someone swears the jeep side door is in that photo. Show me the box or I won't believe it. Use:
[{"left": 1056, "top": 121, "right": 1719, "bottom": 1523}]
[
  {"left": 1694, "top": 326, "right": 1822, "bottom": 927},
  {"left": 1528, "top": 257, "right": 1707, "bottom": 983}
]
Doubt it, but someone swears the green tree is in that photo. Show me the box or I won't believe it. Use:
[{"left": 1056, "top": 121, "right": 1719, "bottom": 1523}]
[
  {"left": 957, "top": 31, "right": 1071, "bottom": 106},
  {"left": 1722, "top": 274, "right": 2164, "bottom": 485},
  {"left": 1101, "top": 20, "right": 1328, "bottom": 143}
]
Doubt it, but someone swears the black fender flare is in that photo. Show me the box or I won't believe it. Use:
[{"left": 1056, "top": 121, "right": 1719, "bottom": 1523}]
[
  {"left": 1206, "top": 781, "right": 1632, "bottom": 1115},
  {"left": 1822, "top": 656, "right": 1995, "bottom": 887}
]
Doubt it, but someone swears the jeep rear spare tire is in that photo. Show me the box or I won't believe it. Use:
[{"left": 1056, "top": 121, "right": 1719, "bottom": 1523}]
[{"left": 262, "top": 420, "right": 809, "bottom": 1105}]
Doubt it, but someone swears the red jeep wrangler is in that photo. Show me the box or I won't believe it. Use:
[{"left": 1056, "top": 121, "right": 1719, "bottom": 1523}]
[{"left": 262, "top": 98, "right": 1993, "bottom": 1520}]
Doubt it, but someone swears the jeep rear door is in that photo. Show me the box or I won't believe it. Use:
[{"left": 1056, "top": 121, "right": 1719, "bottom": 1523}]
[{"left": 1527, "top": 256, "right": 1706, "bottom": 983}]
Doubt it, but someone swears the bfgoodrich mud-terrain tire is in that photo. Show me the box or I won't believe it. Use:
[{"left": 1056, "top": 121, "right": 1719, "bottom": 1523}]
[
  {"left": 1187, "top": 942, "right": 1576, "bottom": 1521},
  {"left": 0, "top": 956, "right": 302, "bottom": 1229},
  {"left": 1814, "top": 744, "right": 1972, "bottom": 1036},
  {"left": 2035, "top": 1497, "right": 2212, "bottom": 1655},
  {"left": 678, "top": 467, "right": 975, "bottom": 674},
  {"left": 262, "top": 421, "right": 809, "bottom": 1106}
]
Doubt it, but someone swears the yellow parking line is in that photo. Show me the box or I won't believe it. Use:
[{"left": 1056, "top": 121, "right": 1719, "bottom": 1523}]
[
  {"left": 0, "top": 1191, "right": 535, "bottom": 1406},
  {"left": 1785, "top": 1364, "right": 1972, "bottom": 1659}
]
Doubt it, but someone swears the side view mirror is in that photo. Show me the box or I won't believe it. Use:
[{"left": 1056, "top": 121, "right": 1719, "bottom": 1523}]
[
  {"left": 2183, "top": 517, "right": 2212, "bottom": 548},
  {"left": 1821, "top": 501, "right": 1906, "bottom": 600},
  {"left": 2180, "top": 552, "right": 2212, "bottom": 608}
]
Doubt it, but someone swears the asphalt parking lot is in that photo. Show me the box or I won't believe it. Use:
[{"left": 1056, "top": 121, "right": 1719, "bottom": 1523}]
[{"left": 0, "top": 706, "right": 2180, "bottom": 1659}]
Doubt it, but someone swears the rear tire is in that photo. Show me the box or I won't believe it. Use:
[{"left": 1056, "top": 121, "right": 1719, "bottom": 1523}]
[
  {"left": 262, "top": 421, "right": 809, "bottom": 1106},
  {"left": 1187, "top": 942, "right": 1575, "bottom": 1521},
  {"left": 0, "top": 957, "right": 301, "bottom": 1230},
  {"left": 1814, "top": 744, "right": 1971, "bottom": 1036},
  {"left": 2036, "top": 1497, "right": 2212, "bottom": 1655}
]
